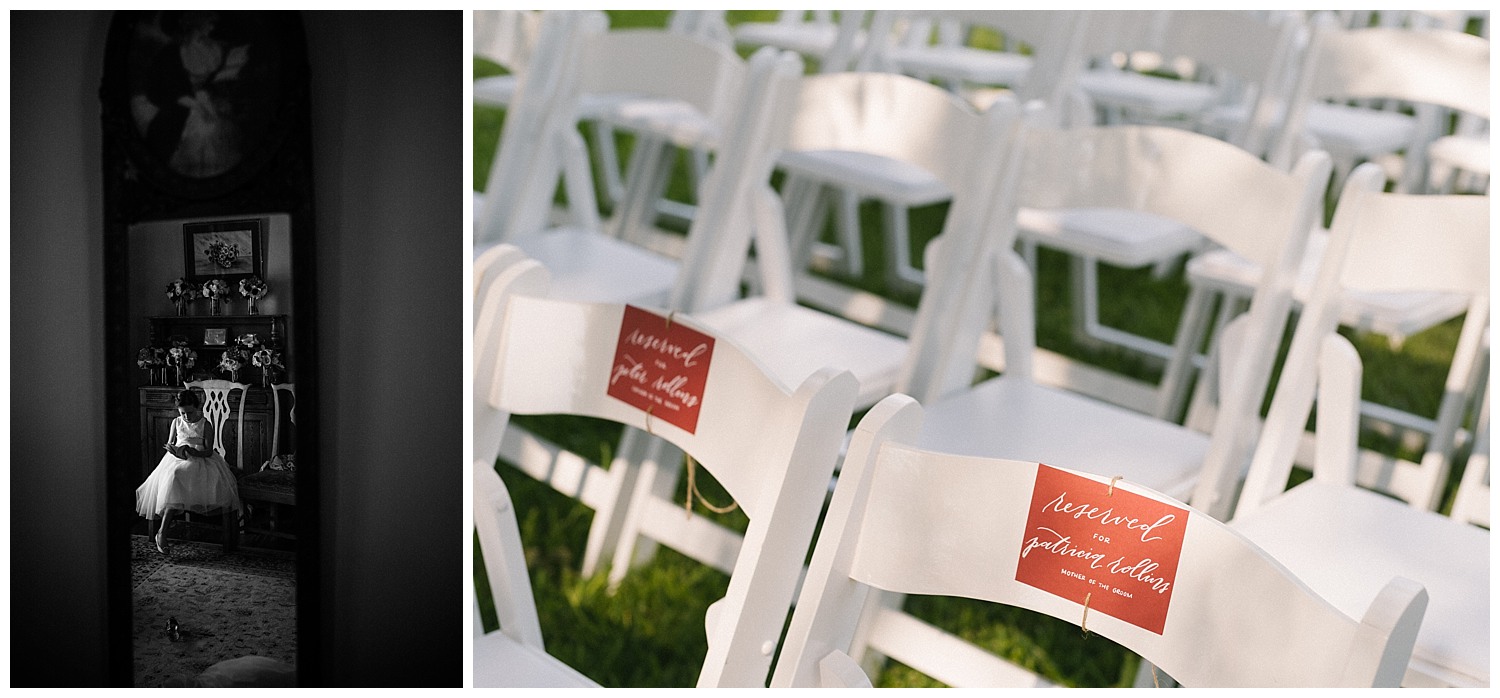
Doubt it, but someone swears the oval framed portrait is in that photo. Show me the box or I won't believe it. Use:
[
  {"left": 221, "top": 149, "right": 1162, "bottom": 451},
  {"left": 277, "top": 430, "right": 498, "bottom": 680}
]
[{"left": 102, "top": 11, "right": 305, "bottom": 200}]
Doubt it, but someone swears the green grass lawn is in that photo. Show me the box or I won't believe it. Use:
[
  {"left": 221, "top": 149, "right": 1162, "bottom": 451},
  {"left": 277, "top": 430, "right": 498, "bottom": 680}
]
[{"left": 474, "top": 11, "right": 1475, "bottom": 687}]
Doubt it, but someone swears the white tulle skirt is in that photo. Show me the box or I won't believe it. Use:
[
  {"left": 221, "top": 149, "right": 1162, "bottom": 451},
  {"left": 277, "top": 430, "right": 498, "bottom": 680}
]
[{"left": 135, "top": 450, "right": 245, "bottom": 519}]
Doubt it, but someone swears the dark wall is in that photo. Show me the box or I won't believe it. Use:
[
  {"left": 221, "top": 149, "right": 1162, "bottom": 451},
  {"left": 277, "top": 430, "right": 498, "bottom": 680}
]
[
  {"left": 303, "top": 10, "right": 463, "bottom": 686},
  {"left": 9, "top": 10, "right": 464, "bottom": 686},
  {"left": 9, "top": 10, "right": 115, "bottom": 686}
]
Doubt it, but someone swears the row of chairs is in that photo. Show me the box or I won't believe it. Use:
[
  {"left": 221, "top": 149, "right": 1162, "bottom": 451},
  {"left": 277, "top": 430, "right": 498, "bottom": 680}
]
[
  {"left": 768, "top": 9, "right": 1492, "bottom": 534},
  {"left": 473, "top": 203, "right": 1483, "bottom": 685},
  {"left": 472, "top": 10, "right": 1488, "bottom": 688},
  {"left": 476, "top": 12, "right": 1489, "bottom": 511}
]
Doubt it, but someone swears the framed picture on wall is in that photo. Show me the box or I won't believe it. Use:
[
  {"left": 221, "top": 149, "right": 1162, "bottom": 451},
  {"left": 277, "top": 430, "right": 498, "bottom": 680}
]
[
  {"left": 184, "top": 218, "right": 265, "bottom": 283},
  {"left": 203, "top": 328, "right": 228, "bottom": 346},
  {"left": 103, "top": 11, "right": 306, "bottom": 202}
]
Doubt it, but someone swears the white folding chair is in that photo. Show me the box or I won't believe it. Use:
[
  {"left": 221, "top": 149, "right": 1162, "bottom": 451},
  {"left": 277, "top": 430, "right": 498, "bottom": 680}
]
[
  {"left": 1179, "top": 160, "right": 1489, "bottom": 513},
  {"left": 914, "top": 124, "right": 1331, "bottom": 521},
  {"left": 477, "top": 14, "right": 779, "bottom": 256},
  {"left": 686, "top": 74, "right": 1026, "bottom": 410},
  {"left": 1074, "top": 10, "right": 1299, "bottom": 154},
  {"left": 861, "top": 11, "right": 1084, "bottom": 113},
  {"left": 1232, "top": 336, "right": 1487, "bottom": 687},
  {"left": 780, "top": 11, "right": 1087, "bottom": 290},
  {"left": 732, "top": 10, "right": 869, "bottom": 74},
  {"left": 771, "top": 393, "right": 1427, "bottom": 687},
  {"left": 1167, "top": 18, "right": 1489, "bottom": 430},
  {"left": 1232, "top": 163, "right": 1489, "bottom": 513},
  {"left": 586, "top": 79, "right": 1023, "bottom": 593},
  {"left": 1228, "top": 170, "right": 1489, "bottom": 687},
  {"left": 1266, "top": 15, "right": 1490, "bottom": 194},
  {"left": 1014, "top": 11, "right": 1305, "bottom": 378},
  {"left": 473, "top": 256, "right": 858, "bottom": 687},
  {"left": 475, "top": 42, "right": 804, "bottom": 579},
  {"left": 477, "top": 15, "right": 797, "bottom": 308}
]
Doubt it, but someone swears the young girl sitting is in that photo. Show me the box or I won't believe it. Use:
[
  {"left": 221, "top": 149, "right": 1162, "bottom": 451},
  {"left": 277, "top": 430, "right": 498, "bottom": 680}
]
[{"left": 136, "top": 389, "right": 245, "bottom": 553}]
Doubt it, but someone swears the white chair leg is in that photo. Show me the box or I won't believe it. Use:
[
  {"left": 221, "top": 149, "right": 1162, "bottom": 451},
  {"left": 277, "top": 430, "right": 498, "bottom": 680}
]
[
  {"left": 591, "top": 121, "right": 626, "bottom": 209},
  {"left": 610, "top": 135, "right": 674, "bottom": 245},
  {"left": 832, "top": 187, "right": 864, "bottom": 278},
  {"left": 1155, "top": 284, "right": 1217, "bottom": 422},
  {"left": 783, "top": 175, "right": 824, "bottom": 269},
  {"left": 1069, "top": 255, "right": 1105, "bottom": 351},
  {"left": 579, "top": 427, "right": 651, "bottom": 578},
  {"left": 884, "top": 201, "right": 926, "bottom": 289},
  {"left": 606, "top": 436, "right": 683, "bottom": 588}
]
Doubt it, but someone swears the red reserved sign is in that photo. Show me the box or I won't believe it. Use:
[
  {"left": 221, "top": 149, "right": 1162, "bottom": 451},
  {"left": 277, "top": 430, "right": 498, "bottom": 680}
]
[
  {"left": 1015, "top": 465, "right": 1187, "bottom": 634},
  {"left": 608, "top": 305, "right": 715, "bottom": 434}
]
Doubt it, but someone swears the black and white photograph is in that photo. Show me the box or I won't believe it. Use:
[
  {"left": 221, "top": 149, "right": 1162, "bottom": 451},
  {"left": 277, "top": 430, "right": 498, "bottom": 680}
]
[{"left": 11, "top": 10, "right": 463, "bottom": 687}]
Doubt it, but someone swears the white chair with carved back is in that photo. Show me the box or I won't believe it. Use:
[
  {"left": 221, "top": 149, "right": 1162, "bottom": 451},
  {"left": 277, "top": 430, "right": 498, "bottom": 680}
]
[
  {"left": 239, "top": 383, "right": 296, "bottom": 540},
  {"left": 473, "top": 254, "right": 859, "bottom": 687},
  {"left": 184, "top": 379, "right": 249, "bottom": 548},
  {"left": 186, "top": 379, "right": 249, "bottom": 472},
  {"left": 477, "top": 43, "right": 804, "bottom": 580},
  {"left": 770, "top": 393, "right": 1427, "bottom": 687},
  {"left": 1223, "top": 169, "right": 1489, "bottom": 687}
]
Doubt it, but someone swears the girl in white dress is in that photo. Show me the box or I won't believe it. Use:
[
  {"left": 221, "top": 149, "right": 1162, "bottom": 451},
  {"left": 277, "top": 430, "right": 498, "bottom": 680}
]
[{"left": 136, "top": 389, "right": 244, "bottom": 552}]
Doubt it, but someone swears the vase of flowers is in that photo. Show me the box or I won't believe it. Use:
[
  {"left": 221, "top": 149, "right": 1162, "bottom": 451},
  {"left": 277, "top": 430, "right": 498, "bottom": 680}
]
[
  {"left": 253, "top": 348, "right": 285, "bottom": 387},
  {"left": 166, "top": 278, "right": 198, "bottom": 316},
  {"left": 219, "top": 347, "right": 250, "bottom": 383},
  {"left": 240, "top": 276, "right": 269, "bottom": 315},
  {"left": 167, "top": 339, "right": 197, "bottom": 386},
  {"left": 202, "top": 279, "right": 230, "bottom": 316},
  {"left": 137, "top": 347, "right": 166, "bottom": 385}
]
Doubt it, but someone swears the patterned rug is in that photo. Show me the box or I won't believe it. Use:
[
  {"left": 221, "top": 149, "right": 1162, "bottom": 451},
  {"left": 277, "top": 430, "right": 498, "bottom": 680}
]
[
  {"left": 131, "top": 535, "right": 295, "bottom": 588},
  {"left": 132, "top": 536, "right": 297, "bottom": 687}
]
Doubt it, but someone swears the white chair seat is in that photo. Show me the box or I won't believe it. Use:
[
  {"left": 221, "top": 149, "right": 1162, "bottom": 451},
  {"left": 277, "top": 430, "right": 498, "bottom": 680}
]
[
  {"left": 1304, "top": 101, "right": 1417, "bottom": 158},
  {"left": 1187, "top": 229, "right": 1470, "bottom": 339},
  {"left": 1075, "top": 70, "right": 1220, "bottom": 115},
  {"left": 695, "top": 297, "right": 908, "bottom": 408},
  {"left": 920, "top": 376, "right": 1208, "bottom": 500},
  {"left": 512, "top": 227, "right": 677, "bottom": 306},
  {"left": 473, "top": 629, "right": 599, "bottom": 688},
  {"left": 1231, "top": 480, "right": 1489, "bottom": 687},
  {"left": 778, "top": 150, "right": 952, "bottom": 206},
  {"left": 474, "top": 74, "right": 519, "bottom": 108},
  {"left": 1427, "top": 134, "right": 1490, "bottom": 176},
  {"left": 890, "top": 45, "right": 1033, "bottom": 86},
  {"left": 584, "top": 93, "right": 721, "bottom": 150},
  {"left": 1017, "top": 206, "right": 1205, "bottom": 268}
]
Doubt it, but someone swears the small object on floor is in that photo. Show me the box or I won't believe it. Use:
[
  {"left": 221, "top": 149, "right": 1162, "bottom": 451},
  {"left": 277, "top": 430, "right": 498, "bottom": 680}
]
[
  {"left": 166, "top": 616, "right": 182, "bottom": 643},
  {"left": 165, "top": 656, "right": 297, "bottom": 687}
]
